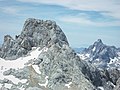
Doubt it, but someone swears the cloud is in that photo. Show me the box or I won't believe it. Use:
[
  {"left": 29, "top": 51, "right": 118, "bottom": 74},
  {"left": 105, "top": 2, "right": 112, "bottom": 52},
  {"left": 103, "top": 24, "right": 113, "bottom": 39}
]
[
  {"left": 17, "top": 0, "right": 120, "bottom": 19},
  {"left": 0, "top": 7, "right": 19, "bottom": 15},
  {"left": 0, "top": 6, "right": 30, "bottom": 16},
  {"left": 0, "top": 0, "right": 32, "bottom": 15},
  {"left": 58, "top": 14, "right": 120, "bottom": 26}
]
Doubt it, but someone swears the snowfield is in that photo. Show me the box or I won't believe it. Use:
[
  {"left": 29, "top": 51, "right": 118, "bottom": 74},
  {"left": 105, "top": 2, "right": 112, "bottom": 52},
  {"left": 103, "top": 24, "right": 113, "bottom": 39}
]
[{"left": 0, "top": 47, "right": 48, "bottom": 89}]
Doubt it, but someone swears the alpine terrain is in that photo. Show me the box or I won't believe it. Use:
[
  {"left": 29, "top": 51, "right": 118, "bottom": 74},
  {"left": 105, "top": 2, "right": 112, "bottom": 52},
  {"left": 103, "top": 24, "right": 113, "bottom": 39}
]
[
  {"left": 0, "top": 18, "right": 120, "bottom": 90},
  {"left": 78, "top": 39, "right": 120, "bottom": 90}
]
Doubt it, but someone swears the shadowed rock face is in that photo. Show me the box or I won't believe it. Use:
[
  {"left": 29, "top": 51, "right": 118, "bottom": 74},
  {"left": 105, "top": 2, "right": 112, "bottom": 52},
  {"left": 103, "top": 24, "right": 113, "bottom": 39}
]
[
  {"left": 79, "top": 39, "right": 120, "bottom": 90},
  {"left": 83, "top": 39, "right": 118, "bottom": 62},
  {"left": 0, "top": 18, "right": 68, "bottom": 60},
  {"left": 81, "top": 39, "right": 119, "bottom": 68}
]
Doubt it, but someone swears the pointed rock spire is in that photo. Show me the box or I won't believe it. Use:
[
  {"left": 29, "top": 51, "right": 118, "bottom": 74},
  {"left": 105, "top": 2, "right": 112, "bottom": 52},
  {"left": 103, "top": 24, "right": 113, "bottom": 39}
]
[{"left": 94, "top": 39, "right": 103, "bottom": 46}]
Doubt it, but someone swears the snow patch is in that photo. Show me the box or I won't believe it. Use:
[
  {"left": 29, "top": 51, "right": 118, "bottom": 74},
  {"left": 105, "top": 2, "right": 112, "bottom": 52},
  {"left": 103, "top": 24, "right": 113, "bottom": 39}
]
[
  {"left": 4, "top": 83, "right": 12, "bottom": 89},
  {"left": 32, "top": 65, "right": 41, "bottom": 74},
  {"left": 92, "top": 47, "right": 96, "bottom": 52},
  {"left": 1, "top": 75, "right": 27, "bottom": 84},
  {"left": 86, "top": 53, "right": 90, "bottom": 57},
  {"left": 109, "top": 57, "right": 118, "bottom": 64},
  {"left": 38, "top": 76, "right": 48, "bottom": 87},
  {"left": 43, "top": 47, "right": 48, "bottom": 52},
  {"left": 0, "top": 47, "right": 42, "bottom": 70},
  {"left": 0, "top": 47, "right": 46, "bottom": 89},
  {"left": 78, "top": 53, "right": 90, "bottom": 60},
  {"left": 97, "top": 86, "right": 104, "bottom": 90},
  {"left": 65, "top": 82, "right": 72, "bottom": 88}
]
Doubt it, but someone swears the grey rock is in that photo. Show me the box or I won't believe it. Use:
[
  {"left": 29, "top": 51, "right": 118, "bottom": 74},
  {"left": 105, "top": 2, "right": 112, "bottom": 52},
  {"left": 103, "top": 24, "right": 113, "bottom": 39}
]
[
  {"left": 114, "top": 77, "right": 120, "bottom": 90},
  {"left": 103, "top": 81, "right": 115, "bottom": 90},
  {"left": 0, "top": 86, "right": 9, "bottom": 90},
  {"left": 0, "top": 18, "right": 100, "bottom": 90},
  {"left": 10, "top": 85, "right": 20, "bottom": 90},
  {"left": 1, "top": 78, "right": 12, "bottom": 84},
  {"left": 3, "top": 70, "right": 11, "bottom": 76},
  {"left": 26, "top": 87, "right": 43, "bottom": 90},
  {"left": 37, "top": 44, "right": 95, "bottom": 90},
  {"left": 105, "top": 68, "right": 120, "bottom": 85},
  {"left": 0, "top": 35, "right": 15, "bottom": 58},
  {"left": 0, "top": 18, "right": 68, "bottom": 60}
]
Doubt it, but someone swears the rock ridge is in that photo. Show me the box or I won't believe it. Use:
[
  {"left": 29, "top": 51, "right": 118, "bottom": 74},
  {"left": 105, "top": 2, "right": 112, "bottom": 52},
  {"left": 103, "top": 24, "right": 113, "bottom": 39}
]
[{"left": 0, "top": 18, "right": 68, "bottom": 60}]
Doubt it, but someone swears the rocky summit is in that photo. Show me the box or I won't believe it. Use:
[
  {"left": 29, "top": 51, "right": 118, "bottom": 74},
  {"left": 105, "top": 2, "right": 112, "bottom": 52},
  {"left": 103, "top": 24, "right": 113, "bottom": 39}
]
[
  {"left": 0, "top": 18, "right": 68, "bottom": 60},
  {"left": 0, "top": 18, "right": 120, "bottom": 90},
  {"left": 0, "top": 18, "right": 95, "bottom": 90}
]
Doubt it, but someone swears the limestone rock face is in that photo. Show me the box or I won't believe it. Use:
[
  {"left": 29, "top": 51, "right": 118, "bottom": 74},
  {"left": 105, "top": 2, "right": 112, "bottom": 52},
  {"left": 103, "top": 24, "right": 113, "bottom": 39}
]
[
  {"left": 0, "top": 35, "right": 15, "bottom": 58},
  {"left": 37, "top": 44, "right": 95, "bottom": 90},
  {"left": 1, "top": 18, "right": 120, "bottom": 90},
  {"left": 0, "top": 18, "right": 68, "bottom": 60},
  {"left": 0, "top": 18, "right": 95, "bottom": 90}
]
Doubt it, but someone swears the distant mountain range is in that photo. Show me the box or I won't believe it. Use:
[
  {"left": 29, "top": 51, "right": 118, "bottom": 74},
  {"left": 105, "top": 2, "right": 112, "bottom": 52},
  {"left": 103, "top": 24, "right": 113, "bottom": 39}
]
[{"left": 78, "top": 39, "right": 120, "bottom": 69}]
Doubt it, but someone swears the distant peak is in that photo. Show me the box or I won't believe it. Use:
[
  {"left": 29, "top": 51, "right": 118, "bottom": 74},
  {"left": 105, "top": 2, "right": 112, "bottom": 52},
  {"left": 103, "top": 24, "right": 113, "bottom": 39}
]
[
  {"left": 96, "top": 39, "right": 102, "bottom": 43},
  {"left": 92, "top": 39, "right": 104, "bottom": 47},
  {"left": 94, "top": 39, "right": 103, "bottom": 44}
]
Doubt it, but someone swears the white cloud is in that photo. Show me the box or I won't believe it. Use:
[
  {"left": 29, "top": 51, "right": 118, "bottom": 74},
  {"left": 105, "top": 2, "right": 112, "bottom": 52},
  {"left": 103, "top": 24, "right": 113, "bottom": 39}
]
[
  {"left": 17, "top": 0, "right": 120, "bottom": 19},
  {"left": 0, "top": 7, "right": 18, "bottom": 15},
  {"left": 59, "top": 14, "right": 120, "bottom": 26},
  {"left": 0, "top": 6, "right": 20, "bottom": 15},
  {"left": 0, "top": 6, "right": 29, "bottom": 15}
]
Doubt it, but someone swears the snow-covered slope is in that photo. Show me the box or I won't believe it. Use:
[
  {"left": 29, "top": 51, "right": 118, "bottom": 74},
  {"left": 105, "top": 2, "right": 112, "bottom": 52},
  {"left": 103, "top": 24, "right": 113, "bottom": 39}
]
[{"left": 0, "top": 47, "right": 48, "bottom": 89}]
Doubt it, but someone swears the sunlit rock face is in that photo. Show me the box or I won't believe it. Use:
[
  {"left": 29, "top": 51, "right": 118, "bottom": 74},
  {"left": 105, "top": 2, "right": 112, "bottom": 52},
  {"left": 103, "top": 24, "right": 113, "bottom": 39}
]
[
  {"left": 0, "top": 18, "right": 95, "bottom": 90},
  {"left": 0, "top": 18, "right": 68, "bottom": 60}
]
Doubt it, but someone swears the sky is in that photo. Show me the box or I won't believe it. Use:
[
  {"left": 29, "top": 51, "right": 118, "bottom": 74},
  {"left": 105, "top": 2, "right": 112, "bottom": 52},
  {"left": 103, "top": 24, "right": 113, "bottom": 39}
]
[{"left": 0, "top": 0, "right": 120, "bottom": 48}]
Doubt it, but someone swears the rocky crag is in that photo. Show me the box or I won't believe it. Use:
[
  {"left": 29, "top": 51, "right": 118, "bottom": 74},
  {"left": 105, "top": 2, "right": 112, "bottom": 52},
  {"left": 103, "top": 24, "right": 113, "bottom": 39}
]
[
  {"left": 79, "top": 39, "right": 120, "bottom": 68},
  {"left": 0, "top": 18, "right": 119, "bottom": 90},
  {"left": 0, "top": 18, "right": 68, "bottom": 60},
  {"left": 78, "top": 39, "right": 120, "bottom": 90},
  {"left": 0, "top": 18, "right": 95, "bottom": 90}
]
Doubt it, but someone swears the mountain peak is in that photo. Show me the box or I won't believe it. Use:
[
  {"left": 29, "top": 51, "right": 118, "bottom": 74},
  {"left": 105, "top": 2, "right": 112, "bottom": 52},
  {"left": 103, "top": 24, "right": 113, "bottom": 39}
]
[
  {"left": 81, "top": 39, "right": 119, "bottom": 69},
  {"left": 0, "top": 18, "right": 69, "bottom": 59},
  {"left": 94, "top": 39, "right": 103, "bottom": 45},
  {"left": 0, "top": 18, "right": 95, "bottom": 90},
  {"left": 97, "top": 39, "right": 102, "bottom": 43}
]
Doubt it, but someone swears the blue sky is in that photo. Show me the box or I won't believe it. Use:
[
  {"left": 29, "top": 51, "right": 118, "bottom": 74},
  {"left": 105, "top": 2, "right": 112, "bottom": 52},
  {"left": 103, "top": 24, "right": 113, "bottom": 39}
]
[{"left": 0, "top": 0, "right": 120, "bottom": 48}]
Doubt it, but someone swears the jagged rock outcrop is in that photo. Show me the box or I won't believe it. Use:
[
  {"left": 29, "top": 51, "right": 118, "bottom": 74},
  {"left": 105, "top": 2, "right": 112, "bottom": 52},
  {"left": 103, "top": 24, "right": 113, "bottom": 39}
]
[
  {"left": 83, "top": 39, "right": 118, "bottom": 61},
  {"left": 78, "top": 39, "right": 120, "bottom": 90},
  {"left": 0, "top": 18, "right": 95, "bottom": 90},
  {"left": 0, "top": 18, "right": 68, "bottom": 60},
  {"left": 37, "top": 44, "right": 94, "bottom": 90},
  {"left": 0, "top": 35, "right": 15, "bottom": 58},
  {"left": 80, "top": 39, "right": 120, "bottom": 68}
]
